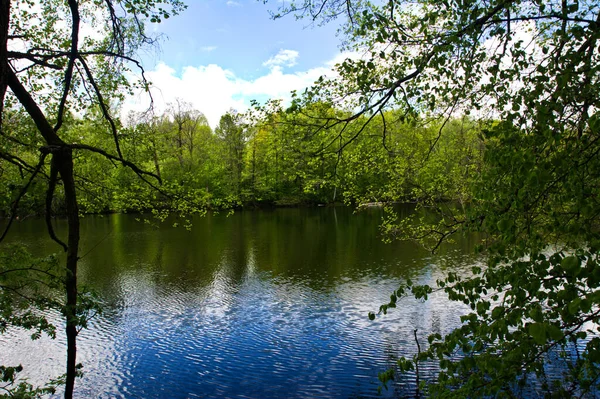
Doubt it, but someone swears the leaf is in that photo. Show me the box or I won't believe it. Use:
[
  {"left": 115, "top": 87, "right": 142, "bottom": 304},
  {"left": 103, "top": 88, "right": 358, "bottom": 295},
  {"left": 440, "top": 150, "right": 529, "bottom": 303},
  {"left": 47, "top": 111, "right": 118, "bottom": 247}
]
[
  {"left": 546, "top": 324, "right": 564, "bottom": 341},
  {"left": 491, "top": 306, "right": 504, "bottom": 319},
  {"left": 568, "top": 298, "right": 581, "bottom": 315},
  {"left": 561, "top": 256, "right": 580, "bottom": 273},
  {"left": 529, "top": 304, "right": 543, "bottom": 322},
  {"left": 528, "top": 323, "right": 546, "bottom": 345}
]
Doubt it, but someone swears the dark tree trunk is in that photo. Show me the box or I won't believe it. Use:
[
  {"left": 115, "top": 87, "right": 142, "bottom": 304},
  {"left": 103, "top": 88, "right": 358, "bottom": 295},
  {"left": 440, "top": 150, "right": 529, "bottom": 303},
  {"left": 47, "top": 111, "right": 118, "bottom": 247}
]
[
  {"left": 0, "top": 0, "right": 9, "bottom": 124},
  {"left": 56, "top": 150, "right": 79, "bottom": 399},
  {"left": 7, "top": 68, "right": 80, "bottom": 399}
]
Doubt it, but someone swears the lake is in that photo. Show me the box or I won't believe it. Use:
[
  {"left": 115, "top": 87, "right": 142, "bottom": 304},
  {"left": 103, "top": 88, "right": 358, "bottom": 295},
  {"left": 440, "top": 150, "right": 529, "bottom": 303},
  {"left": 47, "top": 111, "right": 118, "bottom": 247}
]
[{"left": 0, "top": 207, "right": 479, "bottom": 398}]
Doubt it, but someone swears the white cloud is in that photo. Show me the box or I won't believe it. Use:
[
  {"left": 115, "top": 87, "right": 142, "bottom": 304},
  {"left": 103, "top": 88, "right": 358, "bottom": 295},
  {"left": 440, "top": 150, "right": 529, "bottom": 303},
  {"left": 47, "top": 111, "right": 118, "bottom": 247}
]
[
  {"left": 200, "top": 46, "right": 217, "bottom": 52},
  {"left": 226, "top": 0, "right": 242, "bottom": 6},
  {"left": 122, "top": 51, "right": 358, "bottom": 128},
  {"left": 263, "top": 49, "right": 299, "bottom": 69}
]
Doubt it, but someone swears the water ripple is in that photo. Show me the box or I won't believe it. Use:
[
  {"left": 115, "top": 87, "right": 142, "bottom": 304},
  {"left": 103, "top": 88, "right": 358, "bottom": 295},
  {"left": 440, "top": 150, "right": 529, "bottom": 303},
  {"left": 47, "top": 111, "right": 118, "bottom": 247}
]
[{"left": 0, "top": 210, "right": 503, "bottom": 398}]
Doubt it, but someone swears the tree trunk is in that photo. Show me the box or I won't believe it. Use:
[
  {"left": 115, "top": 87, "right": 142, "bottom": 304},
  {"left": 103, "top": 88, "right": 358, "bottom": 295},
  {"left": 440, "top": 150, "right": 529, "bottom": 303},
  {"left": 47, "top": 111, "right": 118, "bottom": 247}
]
[
  {"left": 6, "top": 69, "right": 80, "bottom": 399},
  {"left": 176, "top": 123, "right": 184, "bottom": 167},
  {"left": 0, "top": 0, "right": 10, "bottom": 125},
  {"left": 56, "top": 150, "right": 79, "bottom": 399}
]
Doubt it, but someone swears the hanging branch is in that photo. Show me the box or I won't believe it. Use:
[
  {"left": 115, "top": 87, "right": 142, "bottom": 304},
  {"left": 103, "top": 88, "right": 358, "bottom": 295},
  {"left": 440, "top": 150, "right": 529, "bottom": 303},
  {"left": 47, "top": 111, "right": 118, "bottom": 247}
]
[
  {"left": 76, "top": 56, "right": 123, "bottom": 159},
  {"left": 0, "top": 153, "right": 47, "bottom": 244},
  {"left": 379, "top": 109, "right": 396, "bottom": 155},
  {"left": 0, "top": 150, "right": 38, "bottom": 174},
  {"left": 69, "top": 143, "right": 161, "bottom": 184},
  {"left": 104, "top": 0, "right": 125, "bottom": 54},
  {"left": 44, "top": 155, "right": 67, "bottom": 252}
]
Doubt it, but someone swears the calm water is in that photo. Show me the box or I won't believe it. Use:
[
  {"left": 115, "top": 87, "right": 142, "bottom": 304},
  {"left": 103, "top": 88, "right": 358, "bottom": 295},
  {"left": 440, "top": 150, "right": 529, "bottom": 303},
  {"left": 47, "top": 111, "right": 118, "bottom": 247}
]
[{"left": 0, "top": 207, "right": 479, "bottom": 398}]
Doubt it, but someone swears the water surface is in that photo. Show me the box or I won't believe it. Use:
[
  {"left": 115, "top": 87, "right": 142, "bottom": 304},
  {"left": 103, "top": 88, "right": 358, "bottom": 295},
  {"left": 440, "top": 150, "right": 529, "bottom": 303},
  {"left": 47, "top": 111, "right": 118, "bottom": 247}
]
[{"left": 0, "top": 207, "right": 477, "bottom": 398}]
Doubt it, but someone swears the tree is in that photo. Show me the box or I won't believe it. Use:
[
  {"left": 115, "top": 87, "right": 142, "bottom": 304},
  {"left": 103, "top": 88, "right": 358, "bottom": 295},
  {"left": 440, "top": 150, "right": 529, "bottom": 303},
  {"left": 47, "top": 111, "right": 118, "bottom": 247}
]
[
  {"left": 124, "top": 111, "right": 169, "bottom": 182},
  {"left": 271, "top": 0, "right": 600, "bottom": 396},
  {"left": 1, "top": 1, "right": 185, "bottom": 397},
  {"left": 167, "top": 98, "right": 211, "bottom": 170},
  {"left": 216, "top": 109, "right": 247, "bottom": 197}
]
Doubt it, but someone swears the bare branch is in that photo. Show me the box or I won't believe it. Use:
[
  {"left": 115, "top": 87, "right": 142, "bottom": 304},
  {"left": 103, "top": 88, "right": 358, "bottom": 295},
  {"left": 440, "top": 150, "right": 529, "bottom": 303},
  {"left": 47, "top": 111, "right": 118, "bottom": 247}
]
[{"left": 7, "top": 51, "right": 62, "bottom": 69}]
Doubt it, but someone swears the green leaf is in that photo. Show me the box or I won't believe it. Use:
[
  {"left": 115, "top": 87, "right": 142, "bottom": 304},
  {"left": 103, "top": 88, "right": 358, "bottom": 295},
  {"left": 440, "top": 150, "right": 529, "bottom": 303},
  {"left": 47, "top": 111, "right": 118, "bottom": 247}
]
[
  {"left": 568, "top": 298, "right": 581, "bottom": 315},
  {"left": 491, "top": 306, "right": 504, "bottom": 319},
  {"left": 546, "top": 324, "right": 564, "bottom": 341},
  {"left": 528, "top": 323, "right": 546, "bottom": 345},
  {"left": 561, "top": 256, "right": 580, "bottom": 273}
]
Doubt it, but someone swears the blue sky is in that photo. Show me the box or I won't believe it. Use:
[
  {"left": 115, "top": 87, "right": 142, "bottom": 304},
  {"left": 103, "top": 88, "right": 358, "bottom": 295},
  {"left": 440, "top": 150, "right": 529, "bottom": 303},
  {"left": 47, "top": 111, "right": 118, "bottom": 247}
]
[
  {"left": 147, "top": 0, "right": 341, "bottom": 78},
  {"left": 126, "top": 0, "right": 350, "bottom": 127}
]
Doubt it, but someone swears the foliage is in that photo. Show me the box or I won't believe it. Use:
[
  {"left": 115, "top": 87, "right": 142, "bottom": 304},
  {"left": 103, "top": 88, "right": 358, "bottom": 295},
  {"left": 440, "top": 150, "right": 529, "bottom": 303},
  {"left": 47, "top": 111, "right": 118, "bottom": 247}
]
[
  {"left": 0, "top": 366, "right": 64, "bottom": 399},
  {"left": 0, "top": 245, "right": 60, "bottom": 339},
  {"left": 0, "top": 244, "right": 99, "bottom": 398},
  {"left": 1, "top": 101, "right": 483, "bottom": 215}
]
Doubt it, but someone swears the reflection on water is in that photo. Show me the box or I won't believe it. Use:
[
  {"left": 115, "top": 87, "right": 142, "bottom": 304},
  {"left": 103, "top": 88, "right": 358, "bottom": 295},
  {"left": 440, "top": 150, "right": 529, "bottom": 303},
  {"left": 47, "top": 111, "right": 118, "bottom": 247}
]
[{"left": 0, "top": 207, "right": 478, "bottom": 398}]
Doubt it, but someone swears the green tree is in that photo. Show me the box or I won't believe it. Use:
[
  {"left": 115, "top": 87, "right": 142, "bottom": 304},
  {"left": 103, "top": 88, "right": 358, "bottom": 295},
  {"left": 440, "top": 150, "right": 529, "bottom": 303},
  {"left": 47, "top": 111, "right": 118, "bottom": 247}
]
[
  {"left": 216, "top": 109, "right": 247, "bottom": 198},
  {"left": 1, "top": 1, "right": 185, "bottom": 397},
  {"left": 242, "top": 123, "right": 274, "bottom": 203},
  {"left": 167, "top": 98, "right": 211, "bottom": 171},
  {"left": 272, "top": 0, "right": 600, "bottom": 395},
  {"left": 122, "top": 112, "right": 169, "bottom": 183},
  {"left": 248, "top": 100, "right": 355, "bottom": 205}
]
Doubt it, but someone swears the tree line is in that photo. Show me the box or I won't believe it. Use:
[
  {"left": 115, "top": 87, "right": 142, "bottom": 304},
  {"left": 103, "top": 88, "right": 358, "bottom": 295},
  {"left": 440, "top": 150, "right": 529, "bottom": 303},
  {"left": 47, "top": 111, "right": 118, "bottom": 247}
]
[{"left": 0, "top": 101, "right": 484, "bottom": 218}]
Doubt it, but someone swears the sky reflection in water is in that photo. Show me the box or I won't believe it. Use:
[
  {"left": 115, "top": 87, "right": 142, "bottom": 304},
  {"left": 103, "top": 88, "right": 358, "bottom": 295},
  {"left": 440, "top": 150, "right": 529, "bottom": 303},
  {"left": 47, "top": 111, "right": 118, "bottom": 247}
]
[{"left": 0, "top": 207, "right": 477, "bottom": 398}]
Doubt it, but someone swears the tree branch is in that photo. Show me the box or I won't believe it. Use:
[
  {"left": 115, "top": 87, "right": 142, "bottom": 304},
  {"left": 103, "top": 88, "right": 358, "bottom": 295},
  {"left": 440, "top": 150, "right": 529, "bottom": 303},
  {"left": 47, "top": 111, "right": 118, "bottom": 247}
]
[
  {"left": 76, "top": 56, "right": 124, "bottom": 159},
  {"left": 0, "top": 153, "right": 47, "bottom": 244},
  {"left": 68, "top": 143, "right": 160, "bottom": 183},
  {"left": 54, "top": 0, "right": 81, "bottom": 132},
  {"left": 0, "top": 0, "right": 10, "bottom": 133},
  {"left": 6, "top": 51, "right": 62, "bottom": 69},
  {"left": 44, "top": 155, "right": 67, "bottom": 252},
  {"left": 7, "top": 68, "right": 62, "bottom": 146}
]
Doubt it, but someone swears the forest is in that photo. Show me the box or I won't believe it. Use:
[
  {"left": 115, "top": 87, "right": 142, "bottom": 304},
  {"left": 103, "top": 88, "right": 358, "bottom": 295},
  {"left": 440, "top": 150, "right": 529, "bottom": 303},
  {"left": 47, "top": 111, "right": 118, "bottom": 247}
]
[
  {"left": 1, "top": 0, "right": 600, "bottom": 398},
  {"left": 0, "top": 102, "right": 483, "bottom": 217}
]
